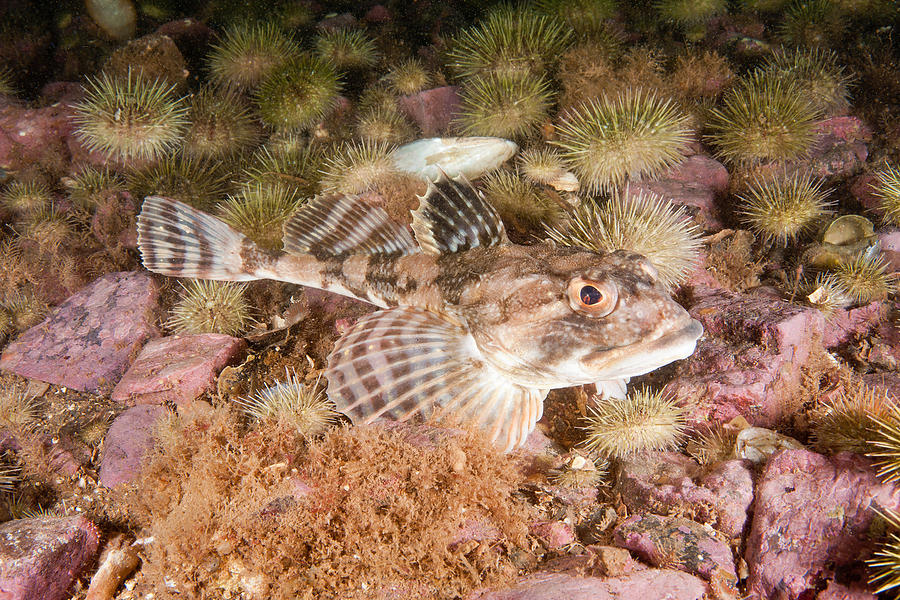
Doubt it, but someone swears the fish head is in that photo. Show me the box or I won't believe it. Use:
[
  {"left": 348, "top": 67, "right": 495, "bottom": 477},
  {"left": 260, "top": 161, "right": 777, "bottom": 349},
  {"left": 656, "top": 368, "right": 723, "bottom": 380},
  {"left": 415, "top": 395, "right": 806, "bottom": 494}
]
[{"left": 457, "top": 247, "right": 703, "bottom": 388}]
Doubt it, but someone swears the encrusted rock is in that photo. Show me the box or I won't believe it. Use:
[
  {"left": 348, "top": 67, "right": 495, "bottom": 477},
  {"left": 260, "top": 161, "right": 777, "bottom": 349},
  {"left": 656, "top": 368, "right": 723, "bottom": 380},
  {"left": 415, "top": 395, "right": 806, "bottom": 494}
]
[
  {"left": 0, "top": 516, "right": 101, "bottom": 600},
  {"left": 816, "top": 580, "right": 876, "bottom": 600},
  {"left": 629, "top": 154, "right": 729, "bottom": 231},
  {"left": 613, "top": 513, "right": 736, "bottom": 584},
  {"left": 99, "top": 404, "right": 169, "bottom": 487},
  {"left": 399, "top": 86, "right": 461, "bottom": 136},
  {"left": 0, "top": 101, "right": 78, "bottom": 177},
  {"left": 466, "top": 569, "right": 708, "bottom": 600},
  {"left": 0, "top": 272, "right": 160, "bottom": 394},
  {"left": 745, "top": 449, "right": 900, "bottom": 599},
  {"left": 530, "top": 520, "right": 577, "bottom": 551},
  {"left": 821, "top": 301, "right": 887, "bottom": 349},
  {"left": 111, "top": 333, "right": 246, "bottom": 406},
  {"left": 617, "top": 453, "right": 753, "bottom": 539},
  {"left": 666, "top": 285, "right": 825, "bottom": 427}
]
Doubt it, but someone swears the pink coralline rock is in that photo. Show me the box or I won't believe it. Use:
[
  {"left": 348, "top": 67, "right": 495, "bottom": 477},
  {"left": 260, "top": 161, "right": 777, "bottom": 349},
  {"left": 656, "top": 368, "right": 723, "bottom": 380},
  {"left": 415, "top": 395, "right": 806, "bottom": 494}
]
[
  {"left": 613, "top": 513, "right": 736, "bottom": 584},
  {"left": 0, "top": 272, "right": 160, "bottom": 394},
  {"left": 617, "top": 453, "right": 753, "bottom": 539},
  {"left": 879, "top": 227, "right": 900, "bottom": 274},
  {"left": 666, "top": 285, "right": 825, "bottom": 427},
  {"left": 530, "top": 520, "right": 576, "bottom": 551},
  {"left": 0, "top": 516, "right": 101, "bottom": 600},
  {"left": 803, "top": 116, "right": 870, "bottom": 179},
  {"left": 745, "top": 449, "right": 900, "bottom": 600},
  {"left": 816, "top": 581, "right": 876, "bottom": 600},
  {"left": 0, "top": 100, "right": 77, "bottom": 176},
  {"left": 822, "top": 301, "right": 887, "bottom": 349},
  {"left": 850, "top": 172, "right": 880, "bottom": 213},
  {"left": 399, "top": 86, "right": 461, "bottom": 136},
  {"left": 111, "top": 333, "right": 247, "bottom": 406},
  {"left": 629, "top": 154, "right": 729, "bottom": 231},
  {"left": 99, "top": 404, "right": 169, "bottom": 487},
  {"left": 466, "top": 570, "right": 708, "bottom": 600}
]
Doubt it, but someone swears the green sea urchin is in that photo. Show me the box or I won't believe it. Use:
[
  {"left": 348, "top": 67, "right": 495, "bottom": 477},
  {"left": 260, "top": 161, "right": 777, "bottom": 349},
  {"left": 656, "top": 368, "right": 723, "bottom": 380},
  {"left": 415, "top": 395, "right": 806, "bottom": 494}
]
[
  {"left": 517, "top": 145, "right": 579, "bottom": 191},
  {"left": 242, "top": 136, "right": 325, "bottom": 197},
  {"left": 545, "top": 191, "right": 702, "bottom": 289},
  {"left": 736, "top": 171, "right": 832, "bottom": 244},
  {"left": 869, "top": 403, "right": 900, "bottom": 484},
  {"left": 319, "top": 140, "right": 399, "bottom": 195},
  {"left": 706, "top": 70, "right": 821, "bottom": 165},
  {"left": 73, "top": 68, "right": 189, "bottom": 162},
  {"left": 762, "top": 47, "right": 851, "bottom": 116},
  {"left": 581, "top": 387, "right": 686, "bottom": 460},
  {"left": 832, "top": 250, "right": 896, "bottom": 305},
  {"left": 206, "top": 22, "right": 300, "bottom": 91},
  {"left": 314, "top": 29, "right": 379, "bottom": 71},
  {"left": 383, "top": 58, "right": 431, "bottom": 96},
  {"left": 534, "top": 0, "right": 619, "bottom": 40},
  {"left": 166, "top": 280, "right": 254, "bottom": 336},
  {"left": 0, "top": 376, "right": 43, "bottom": 432},
  {"left": 235, "top": 370, "right": 338, "bottom": 438},
  {"left": 255, "top": 54, "right": 342, "bottom": 131},
  {"left": 126, "top": 155, "right": 231, "bottom": 211},
  {"left": 780, "top": 0, "right": 844, "bottom": 47},
  {"left": 872, "top": 164, "right": 900, "bottom": 227},
  {"left": 217, "top": 181, "right": 303, "bottom": 250},
  {"left": 356, "top": 105, "right": 415, "bottom": 145},
  {"left": 0, "top": 181, "right": 51, "bottom": 221},
  {"left": 656, "top": 0, "right": 727, "bottom": 39},
  {"left": 0, "top": 68, "right": 14, "bottom": 97},
  {"left": 804, "top": 272, "right": 851, "bottom": 317},
  {"left": 685, "top": 425, "right": 738, "bottom": 465},
  {"left": 455, "top": 72, "right": 554, "bottom": 140},
  {"left": 869, "top": 508, "right": 900, "bottom": 595},
  {"left": 480, "top": 169, "right": 563, "bottom": 231},
  {"left": 551, "top": 89, "right": 692, "bottom": 193},
  {"left": 18, "top": 203, "right": 75, "bottom": 254},
  {"left": 811, "top": 382, "right": 891, "bottom": 454},
  {"left": 446, "top": 5, "right": 573, "bottom": 79},
  {"left": 548, "top": 452, "right": 608, "bottom": 488},
  {"left": 183, "top": 86, "right": 261, "bottom": 160},
  {"left": 65, "top": 166, "right": 126, "bottom": 209}
]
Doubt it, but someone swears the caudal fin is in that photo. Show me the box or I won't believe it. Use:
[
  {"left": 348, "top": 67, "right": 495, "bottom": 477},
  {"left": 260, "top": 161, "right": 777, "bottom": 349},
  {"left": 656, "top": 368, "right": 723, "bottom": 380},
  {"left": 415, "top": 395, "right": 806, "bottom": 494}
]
[{"left": 137, "top": 196, "right": 258, "bottom": 281}]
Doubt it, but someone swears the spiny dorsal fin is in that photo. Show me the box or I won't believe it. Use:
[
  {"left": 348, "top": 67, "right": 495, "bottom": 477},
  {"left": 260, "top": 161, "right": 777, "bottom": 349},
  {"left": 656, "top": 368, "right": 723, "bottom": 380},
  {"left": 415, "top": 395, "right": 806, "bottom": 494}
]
[
  {"left": 411, "top": 175, "right": 508, "bottom": 256},
  {"left": 325, "top": 306, "right": 545, "bottom": 452},
  {"left": 283, "top": 194, "right": 419, "bottom": 259}
]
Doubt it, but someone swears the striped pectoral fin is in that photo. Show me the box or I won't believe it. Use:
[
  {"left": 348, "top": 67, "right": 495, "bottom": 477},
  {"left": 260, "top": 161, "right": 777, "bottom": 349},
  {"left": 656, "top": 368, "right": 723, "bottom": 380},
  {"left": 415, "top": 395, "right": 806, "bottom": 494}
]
[
  {"left": 137, "top": 196, "right": 258, "bottom": 281},
  {"left": 325, "top": 306, "right": 546, "bottom": 452}
]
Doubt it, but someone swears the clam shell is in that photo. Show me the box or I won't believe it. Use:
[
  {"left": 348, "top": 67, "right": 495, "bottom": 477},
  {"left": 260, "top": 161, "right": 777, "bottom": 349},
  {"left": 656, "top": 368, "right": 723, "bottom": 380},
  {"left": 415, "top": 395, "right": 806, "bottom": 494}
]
[
  {"left": 548, "top": 169, "right": 580, "bottom": 192},
  {"left": 391, "top": 137, "right": 518, "bottom": 183},
  {"left": 735, "top": 426, "right": 803, "bottom": 463}
]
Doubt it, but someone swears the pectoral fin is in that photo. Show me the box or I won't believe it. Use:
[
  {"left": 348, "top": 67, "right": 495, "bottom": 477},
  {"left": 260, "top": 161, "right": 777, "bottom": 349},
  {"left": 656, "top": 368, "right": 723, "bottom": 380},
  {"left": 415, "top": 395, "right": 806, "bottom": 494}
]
[{"left": 325, "top": 306, "right": 545, "bottom": 452}]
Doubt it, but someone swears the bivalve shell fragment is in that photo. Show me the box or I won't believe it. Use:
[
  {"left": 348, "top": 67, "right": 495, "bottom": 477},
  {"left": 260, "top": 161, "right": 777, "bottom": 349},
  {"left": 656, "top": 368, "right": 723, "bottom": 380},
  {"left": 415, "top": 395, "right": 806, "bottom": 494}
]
[{"left": 391, "top": 137, "right": 518, "bottom": 183}]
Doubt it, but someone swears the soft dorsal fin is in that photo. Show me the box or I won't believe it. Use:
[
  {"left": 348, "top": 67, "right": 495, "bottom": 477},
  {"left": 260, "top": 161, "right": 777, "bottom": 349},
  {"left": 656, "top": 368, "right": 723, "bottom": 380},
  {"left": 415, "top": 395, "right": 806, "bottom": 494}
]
[
  {"left": 411, "top": 175, "right": 508, "bottom": 256},
  {"left": 283, "top": 194, "right": 419, "bottom": 259}
]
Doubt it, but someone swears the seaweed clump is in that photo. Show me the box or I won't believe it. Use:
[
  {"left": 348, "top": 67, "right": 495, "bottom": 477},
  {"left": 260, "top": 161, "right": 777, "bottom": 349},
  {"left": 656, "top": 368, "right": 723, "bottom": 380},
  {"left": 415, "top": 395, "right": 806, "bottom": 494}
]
[{"left": 127, "top": 406, "right": 534, "bottom": 599}]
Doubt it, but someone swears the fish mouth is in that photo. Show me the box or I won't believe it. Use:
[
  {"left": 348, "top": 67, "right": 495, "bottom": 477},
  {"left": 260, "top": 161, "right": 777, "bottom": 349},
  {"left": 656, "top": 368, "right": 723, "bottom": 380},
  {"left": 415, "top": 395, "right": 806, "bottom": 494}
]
[{"left": 580, "top": 318, "right": 704, "bottom": 380}]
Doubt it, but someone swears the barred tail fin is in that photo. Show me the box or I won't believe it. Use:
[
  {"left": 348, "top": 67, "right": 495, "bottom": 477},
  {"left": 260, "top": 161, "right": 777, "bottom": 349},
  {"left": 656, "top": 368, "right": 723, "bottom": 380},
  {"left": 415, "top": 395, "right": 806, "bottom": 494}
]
[{"left": 137, "top": 196, "right": 259, "bottom": 281}]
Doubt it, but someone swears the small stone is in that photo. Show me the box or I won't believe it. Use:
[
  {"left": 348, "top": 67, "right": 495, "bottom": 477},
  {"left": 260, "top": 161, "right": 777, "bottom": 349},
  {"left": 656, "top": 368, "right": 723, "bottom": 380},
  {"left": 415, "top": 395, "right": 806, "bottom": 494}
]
[
  {"left": 613, "top": 513, "right": 737, "bottom": 583},
  {"left": 466, "top": 569, "right": 708, "bottom": 600},
  {"left": 398, "top": 86, "right": 461, "bottom": 136},
  {"left": 100, "top": 404, "right": 169, "bottom": 487},
  {"left": 629, "top": 154, "right": 729, "bottom": 231},
  {"left": 530, "top": 520, "right": 576, "bottom": 551},
  {"left": 0, "top": 516, "right": 101, "bottom": 600},
  {"left": 745, "top": 449, "right": 900, "bottom": 599},
  {"left": 0, "top": 272, "right": 160, "bottom": 394},
  {"left": 111, "top": 333, "right": 247, "bottom": 406},
  {"left": 103, "top": 33, "right": 188, "bottom": 92}
]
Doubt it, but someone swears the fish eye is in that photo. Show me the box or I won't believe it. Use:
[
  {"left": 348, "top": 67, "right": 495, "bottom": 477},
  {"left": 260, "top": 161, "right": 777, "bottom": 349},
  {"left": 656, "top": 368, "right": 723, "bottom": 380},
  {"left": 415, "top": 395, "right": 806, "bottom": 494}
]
[{"left": 567, "top": 277, "right": 618, "bottom": 317}]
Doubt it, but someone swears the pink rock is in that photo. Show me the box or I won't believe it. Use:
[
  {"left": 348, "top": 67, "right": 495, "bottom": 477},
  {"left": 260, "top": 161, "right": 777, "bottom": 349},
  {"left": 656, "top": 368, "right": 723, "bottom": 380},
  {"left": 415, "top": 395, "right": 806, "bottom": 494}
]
[
  {"left": 466, "top": 570, "right": 708, "bottom": 600},
  {"left": 317, "top": 12, "right": 357, "bottom": 32},
  {"left": 630, "top": 154, "right": 729, "bottom": 231},
  {"left": 365, "top": 4, "right": 392, "bottom": 22},
  {"left": 617, "top": 453, "right": 753, "bottom": 539},
  {"left": 399, "top": 86, "right": 461, "bottom": 136},
  {"left": 878, "top": 227, "right": 900, "bottom": 274},
  {"left": 822, "top": 301, "right": 887, "bottom": 349},
  {"left": 0, "top": 102, "right": 76, "bottom": 176},
  {"left": 850, "top": 173, "right": 880, "bottom": 213},
  {"left": 154, "top": 18, "right": 214, "bottom": 52},
  {"left": 99, "top": 404, "right": 169, "bottom": 487},
  {"left": 0, "top": 272, "right": 160, "bottom": 394},
  {"left": 613, "top": 514, "right": 736, "bottom": 583},
  {"left": 530, "top": 520, "right": 576, "bottom": 551},
  {"left": 667, "top": 285, "right": 825, "bottom": 427},
  {"left": 816, "top": 580, "right": 876, "bottom": 600},
  {"left": 745, "top": 449, "right": 900, "bottom": 600},
  {"left": 804, "top": 116, "right": 870, "bottom": 180},
  {"left": 0, "top": 516, "right": 101, "bottom": 600},
  {"left": 111, "top": 333, "right": 247, "bottom": 406}
]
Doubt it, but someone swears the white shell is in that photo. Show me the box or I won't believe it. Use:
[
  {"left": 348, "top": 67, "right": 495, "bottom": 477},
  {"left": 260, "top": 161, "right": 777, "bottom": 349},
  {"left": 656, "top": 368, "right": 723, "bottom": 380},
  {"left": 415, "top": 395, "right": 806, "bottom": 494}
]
[
  {"left": 391, "top": 137, "right": 518, "bottom": 182},
  {"left": 736, "top": 426, "right": 804, "bottom": 463},
  {"left": 85, "top": 0, "right": 137, "bottom": 40},
  {"left": 548, "top": 170, "right": 580, "bottom": 192}
]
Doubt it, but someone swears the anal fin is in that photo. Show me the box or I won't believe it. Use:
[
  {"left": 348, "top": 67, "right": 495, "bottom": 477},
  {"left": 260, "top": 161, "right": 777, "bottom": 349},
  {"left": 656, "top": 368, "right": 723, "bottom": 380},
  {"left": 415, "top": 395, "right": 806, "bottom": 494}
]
[{"left": 325, "top": 306, "right": 544, "bottom": 452}]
